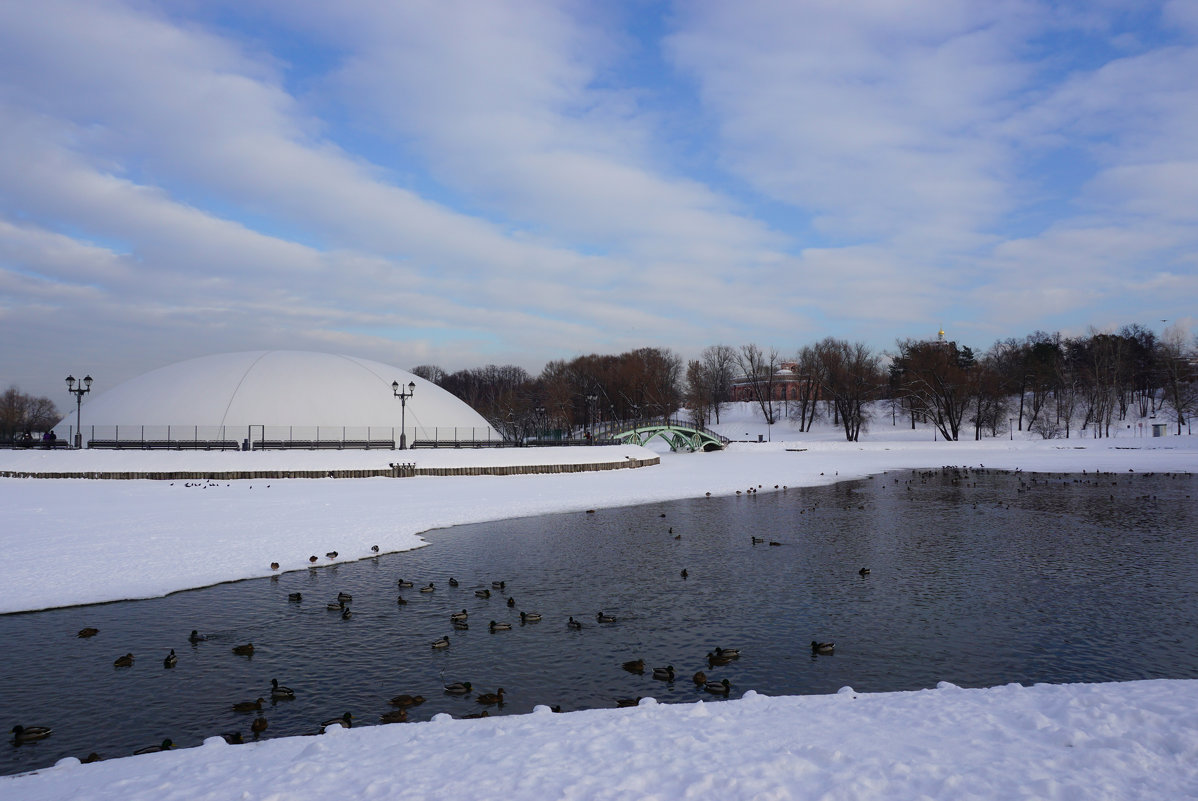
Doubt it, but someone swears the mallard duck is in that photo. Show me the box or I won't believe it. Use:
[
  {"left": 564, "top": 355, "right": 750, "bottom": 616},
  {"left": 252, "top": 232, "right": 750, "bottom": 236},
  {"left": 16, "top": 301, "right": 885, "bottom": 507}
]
[
  {"left": 596, "top": 612, "right": 616, "bottom": 623},
  {"left": 232, "top": 643, "right": 254, "bottom": 656},
  {"left": 706, "top": 652, "right": 733, "bottom": 666},
  {"left": 704, "top": 678, "right": 732, "bottom": 695},
  {"left": 520, "top": 611, "right": 541, "bottom": 623},
  {"left": 233, "top": 697, "right": 265, "bottom": 713},
  {"left": 713, "top": 646, "right": 741, "bottom": 659},
  {"left": 371, "top": 545, "right": 380, "bottom": 553},
  {"left": 327, "top": 600, "right": 345, "bottom": 611},
  {"left": 476, "top": 688, "right": 505, "bottom": 705},
  {"left": 163, "top": 649, "right": 178, "bottom": 668},
  {"left": 309, "top": 555, "right": 318, "bottom": 563},
  {"left": 615, "top": 697, "right": 641, "bottom": 708},
  {"left": 220, "top": 732, "right": 243, "bottom": 745},
  {"left": 443, "top": 681, "right": 472, "bottom": 695},
  {"left": 325, "top": 551, "right": 339, "bottom": 559},
  {"left": 270, "top": 562, "right": 280, "bottom": 570},
  {"left": 10, "top": 725, "right": 52, "bottom": 743},
  {"left": 475, "top": 589, "right": 491, "bottom": 598},
  {"left": 452, "top": 620, "right": 470, "bottom": 630},
  {"left": 489, "top": 620, "right": 512, "bottom": 632},
  {"left": 380, "top": 708, "right": 408, "bottom": 723},
  {"left": 448, "top": 577, "right": 459, "bottom": 587},
  {"left": 337, "top": 592, "right": 353, "bottom": 603},
  {"left": 251, "top": 716, "right": 268, "bottom": 736},
  {"left": 288, "top": 592, "right": 303, "bottom": 603},
  {"left": 622, "top": 658, "right": 645, "bottom": 674},
  {"left": 113, "top": 653, "right": 134, "bottom": 667},
  {"left": 397, "top": 579, "right": 414, "bottom": 588},
  {"left": 77, "top": 627, "right": 99, "bottom": 638},
  {"left": 450, "top": 609, "right": 468, "bottom": 622},
  {"left": 396, "top": 595, "right": 407, "bottom": 605},
  {"left": 506, "top": 597, "right": 516, "bottom": 608},
  {"left": 811, "top": 640, "right": 835, "bottom": 654},
  {"left": 491, "top": 580, "right": 506, "bottom": 590},
  {"left": 133, "top": 739, "right": 173, "bottom": 754},
  {"left": 567, "top": 616, "right": 583, "bottom": 629},
  {"left": 680, "top": 569, "right": 688, "bottom": 578},
  {"left": 692, "top": 671, "right": 707, "bottom": 685},
  {"left": 751, "top": 536, "right": 764, "bottom": 544},
  {"left": 270, "top": 679, "right": 295, "bottom": 700},
  {"left": 652, "top": 665, "right": 675, "bottom": 681},
  {"left": 420, "top": 583, "right": 435, "bottom": 593},
  {"left": 389, "top": 694, "right": 425, "bottom": 708},
  {"left": 188, "top": 630, "right": 206, "bottom": 643},
  {"left": 460, "top": 710, "right": 489, "bottom": 719},
  {"left": 321, "top": 713, "right": 353, "bottom": 730},
  {"left": 340, "top": 606, "right": 352, "bottom": 620},
  {"left": 431, "top": 636, "right": 450, "bottom": 649},
  {"left": 859, "top": 567, "right": 871, "bottom": 576}
]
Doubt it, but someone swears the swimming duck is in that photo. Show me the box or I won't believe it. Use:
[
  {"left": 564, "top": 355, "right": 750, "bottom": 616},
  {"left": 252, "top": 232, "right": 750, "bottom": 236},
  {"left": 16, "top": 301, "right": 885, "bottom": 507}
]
[
  {"left": 337, "top": 592, "right": 353, "bottom": 603},
  {"left": 567, "top": 616, "right": 583, "bottom": 629},
  {"left": 811, "top": 641, "right": 835, "bottom": 655},
  {"left": 751, "top": 536, "right": 764, "bottom": 544},
  {"left": 220, "top": 732, "right": 243, "bottom": 745},
  {"left": 596, "top": 612, "right": 616, "bottom": 623},
  {"left": 506, "top": 597, "right": 516, "bottom": 607},
  {"left": 621, "top": 658, "right": 645, "bottom": 674},
  {"left": 520, "top": 611, "right": 542, "bottom": 623},
  {"left": 452, "top": 620, "right": 469, "bottom": 630},
  {"left": 858, "top": 567, "right": 871, "bottom": 576},
  {"left": 713, "top": 647, "right": 741, "bottom": 659},
  {"left": 389, "top": 694, "right": 425, "bottom": 708},
  {"left": 489, "top": 620, "right": 512, "bottom": 632},
  {"left": 77, "top": 627, "right": 99, "bottom": 638},
  {"left": 380, "top": 708, "right": 408, "bottom": 724},
  {"left": 327, "top": 600, "right": 345, "bottom": 611},
  {"left": 615, "top": 697, "right": 642, "bottom": 708},
  {"left": 652, "top": 665, "right": 675, "bottom": 681},
  {"left": 397, "top": 579, "right": 414, "bottom": 588},
  {"left": 692, "top": 671, "right": 707, "bottom": 685},
  {"left": 133, "top": 739, "right": 173, "bottom": 754},
  {"left": 704, "top": 678, "right": 732, "bottom": 695},
  {"left": 449, "top": 609, "right": 468, "bottom": 622},
  {"left": 492, "top": 581, "right": 506, "bottom": 590},
  {"left": 706, "top": 652, "right": 733, "bottom": 667},
  {"left": 475, "top": 589, "right": 491, "bottom": 599},
  {"left": 270, "top": 679, "right": 295, "bottom": 700},
  {"left": 340, "top": 606, "right": 352, "bottom": 620},
  {"left": 443, "top": 681, "right": 472, "bottom": 695},
  {"left": 251, "top": 716, "right": 268, "bottom": 736},
  {"left": 420, "top": 583, "right": 435, "bottom": 593},
  {"left": 232, "top": 643, "right": 255, "bottom": 656},
  {"left": 680, "top": 569, "right": 688, "bottom": 579},
  {"left": 288, "top": 592, "right": 303, "bottom": 603},
  {"left": 448, "top": 577, "right": 459, "bottom": 587},
  {"left": 113, "top": 653, "right": 134, "bottom": 667},
  {"left": 476, "top": 688, "right": 505, "bottom": 705},
  {"left": 431, "top": 636, "right": 450, "bottom": 649},
  {"left": 321, "top": 713, "right": 353, "bottom": 730},
  {"left": 396, "top": 595, "right": 408, "bottom": 605},
  {"left": 460, "top": 710, "right": 489, "bottom": 719},
  {"left": 188, "top": 630, "right": 206, "bottom": 643},
  {"left": 10, "top": 725, "right": 52, "bottom": 743},
  {"left": 163, "top": 649, "right": 177, "bottom": 668},
  {"left": 233, "top": 697, "right": 265, "bottom": 713}
]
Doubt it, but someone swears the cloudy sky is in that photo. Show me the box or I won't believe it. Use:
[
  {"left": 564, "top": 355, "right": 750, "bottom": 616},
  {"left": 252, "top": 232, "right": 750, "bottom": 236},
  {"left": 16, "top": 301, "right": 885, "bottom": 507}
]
[{"left": 2, "top": 0, "right": 1196, "bottom": 399}]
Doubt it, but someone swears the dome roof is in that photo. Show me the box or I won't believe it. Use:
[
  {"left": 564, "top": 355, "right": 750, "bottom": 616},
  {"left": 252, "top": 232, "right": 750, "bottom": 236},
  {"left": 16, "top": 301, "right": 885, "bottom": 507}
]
[{"left": 57, "top": 351, "right": 497, "bottom": 443}]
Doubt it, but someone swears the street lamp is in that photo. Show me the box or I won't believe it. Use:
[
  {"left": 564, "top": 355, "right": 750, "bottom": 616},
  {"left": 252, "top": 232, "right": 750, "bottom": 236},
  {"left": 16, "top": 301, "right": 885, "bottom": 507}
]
[
  {"left": 65, "top": 373, "right": 93, "bottom": 449},
  {"left": 392, "top": 380, "right": 415, "bottom": 449}
]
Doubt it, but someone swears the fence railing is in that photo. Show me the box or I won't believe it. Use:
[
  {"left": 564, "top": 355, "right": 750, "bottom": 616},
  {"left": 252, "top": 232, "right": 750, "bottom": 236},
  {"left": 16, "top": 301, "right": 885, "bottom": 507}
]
[{"left": 62, "top": 425, "right": 507, "bottom": 450}]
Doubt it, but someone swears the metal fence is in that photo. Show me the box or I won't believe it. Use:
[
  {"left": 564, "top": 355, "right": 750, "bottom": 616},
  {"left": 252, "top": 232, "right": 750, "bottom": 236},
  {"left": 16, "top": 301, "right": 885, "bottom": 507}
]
[{"left": 61, "top": 424, "right": 507, "bottom": 450}]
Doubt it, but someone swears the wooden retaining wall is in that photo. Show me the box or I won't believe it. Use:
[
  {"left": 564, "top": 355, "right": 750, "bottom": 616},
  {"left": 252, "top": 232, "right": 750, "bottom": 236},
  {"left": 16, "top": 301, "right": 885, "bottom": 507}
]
[{"left": 0, "top": 456, "right": 660, "bottom": 481}]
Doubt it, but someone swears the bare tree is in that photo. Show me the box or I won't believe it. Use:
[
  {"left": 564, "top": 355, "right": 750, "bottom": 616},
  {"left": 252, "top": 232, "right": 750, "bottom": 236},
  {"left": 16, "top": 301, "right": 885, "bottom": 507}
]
[
  {"left": 815, "top": 338, "right": 881, "bottom": 442},
  {"left": 736, "top": 344, "right": 781, "bottom": 425},
  {"left": 700, "top": 345, "right": 737, "bottom": 424},
  {"left": 1158, "top": 324, "right": 1197, "bottom": 435}
]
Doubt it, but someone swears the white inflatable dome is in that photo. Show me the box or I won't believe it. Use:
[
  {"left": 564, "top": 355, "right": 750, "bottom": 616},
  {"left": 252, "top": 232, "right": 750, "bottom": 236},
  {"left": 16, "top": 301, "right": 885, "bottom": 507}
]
[{"left": 56, "top": 351, "right": 499, "bottom": 446}]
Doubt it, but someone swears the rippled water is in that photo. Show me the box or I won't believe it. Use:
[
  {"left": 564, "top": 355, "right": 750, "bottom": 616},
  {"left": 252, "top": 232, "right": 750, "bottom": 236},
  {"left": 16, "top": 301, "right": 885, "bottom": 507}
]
[{"left": 3, "top": 468, "right": 1196, "bottom": 775}]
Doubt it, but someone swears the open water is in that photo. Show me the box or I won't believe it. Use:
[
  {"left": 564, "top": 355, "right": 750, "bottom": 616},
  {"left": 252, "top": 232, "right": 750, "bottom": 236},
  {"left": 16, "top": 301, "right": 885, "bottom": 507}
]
[{"left": 3, "top": 467, "right": 1196, "bottom": 775}]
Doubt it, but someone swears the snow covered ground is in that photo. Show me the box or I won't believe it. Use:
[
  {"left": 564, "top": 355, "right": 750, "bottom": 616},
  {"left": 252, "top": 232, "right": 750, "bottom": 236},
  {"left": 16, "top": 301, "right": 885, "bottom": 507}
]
[{"left": 2, "top": 404, "right": 1196, "bottom": 799}]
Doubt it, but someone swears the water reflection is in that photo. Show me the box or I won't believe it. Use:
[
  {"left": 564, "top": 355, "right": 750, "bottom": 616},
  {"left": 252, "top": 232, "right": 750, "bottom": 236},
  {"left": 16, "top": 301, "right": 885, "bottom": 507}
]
[{"left": 2, "top": 469, "right": 1196, "bottom": 775}]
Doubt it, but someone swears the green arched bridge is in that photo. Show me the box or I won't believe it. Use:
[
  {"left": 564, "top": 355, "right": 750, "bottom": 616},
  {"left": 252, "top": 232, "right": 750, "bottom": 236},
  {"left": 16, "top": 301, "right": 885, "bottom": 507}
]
[{"left": 606, "top": 417, "right": 728, "bottom": 452}]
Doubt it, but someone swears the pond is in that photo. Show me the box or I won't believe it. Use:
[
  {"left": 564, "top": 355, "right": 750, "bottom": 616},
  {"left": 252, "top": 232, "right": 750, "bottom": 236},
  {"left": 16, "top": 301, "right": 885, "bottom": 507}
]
[{"left": 3, "top": 468, "right": 1196, "bottom": 775}]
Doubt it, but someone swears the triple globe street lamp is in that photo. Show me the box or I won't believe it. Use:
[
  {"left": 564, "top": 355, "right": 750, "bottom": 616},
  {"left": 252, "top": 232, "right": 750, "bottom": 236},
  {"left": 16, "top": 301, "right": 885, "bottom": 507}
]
[
  {"left": 392, "top": 380, "right": 416, "bottom": 449},
  {"left": 65, "top": 373, "right": 92, "bottom": 449}
]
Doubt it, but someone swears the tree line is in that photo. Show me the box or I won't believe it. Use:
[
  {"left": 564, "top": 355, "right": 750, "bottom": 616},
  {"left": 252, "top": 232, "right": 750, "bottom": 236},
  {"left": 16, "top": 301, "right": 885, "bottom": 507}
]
[
  {"left": 1, "top": 386, "right": 61, "bottom": 443},
  {"left": 416, "top": 323, "right": 1196, "bottom": 443}
]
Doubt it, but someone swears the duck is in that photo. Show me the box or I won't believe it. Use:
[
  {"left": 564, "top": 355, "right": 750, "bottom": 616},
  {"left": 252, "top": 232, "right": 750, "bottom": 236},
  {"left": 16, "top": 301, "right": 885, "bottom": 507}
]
[
  {"left": 327, "top": 600, "right": 345, "bottom": 611},
  {"left": 706, "top": 652, "right": 733, "bottom": 667},
  {"left": 704, "top": 678, "right": 732, "bottom": 695},
  {"left": 858, "top": 567, "right": 871, "bottom": 576},
  {"left": 652, "top": 665, "right": 675, "bottom": 681},
  {"left": 489, "top": 620, "right": 512, "bottom": 632},
  {"left": 379, "top": 708, "right": 408, "bottom": 724},
  {"left": 396, "top": 595, "right": 407, "bottom": 605},
  {"left": 615, "top": 697, "right": 642, "bottom": 708},
  {"left": 443, "top": 681, "right": 472, "bottom": 695},
  {"left": 621, "top": 658, "right": 645, "bottom": 674},
  {"left": 233, "top": 697, "right": 265, "bottom": 713},
  {"left": 449, "top": 609, "right": 469, "bottom": 622},
  {"left": 506, "top": 597, "right": 516, "bottom": 608},
  {"left": 596, "top": 612, "right": 616, "bottom": 623},
  {"left": 680, "top": 569, "right": 688, "bottom": 579},
  {"left": 188, "top": 630, "right": 206, "bottom": 643},
  {"left": 713, "top": 646, "right": 741, "bottom": 659},
  {"left": 10, "top": 725, "right": 52, "bottom": 743},
  {"left": 113, "top": 653, "right": 134, "bottom": 667},
  {"left": 220, "top": 732, "right": 243, "bottom": 745},
  {"left": 270, "top": 562, "right": 280, "bottom": 570},
  {"left": 692, "top": 671, "right": 707, "bottom": 685},
  {"left": 288, "top": 592, "right": 303, "bottom": 603},
  {"left": 337, "top": 592, "right": 353, "bottom": 603},
  {"left": 452, "top": 620, "right": 469, "bottom": 630},
  {"left": 520, "top": 611, "right": 542, "bottom": 623},
  {"left": 475, "top": 589, "right": 491, "bottom": 599},
  {"left": 811, "top": 641, "right": 835, "bottom": 655},
  {"left": 77, "top": 627, "right": 99, "bottom": 638},
  {"left": 460, "top": 710, "right": 489, "bottom": 719},
  {"left": 567, "top": 616, "right": 583, "bottom": 629},
  {"left": 133, "top": 739, "right": 173, "bottom": 754},
  {"left": 340, "top": 606, "right": 352, "bottom": 620},
  {"left": 270, "top": 678, "right": 295, "bottom": 700},
  {"left": 389, "top": 694, "right": 425, "bottom": 708},
  {"left": 448, "top": 577, "right": 459, "bottom": 587},
  {"left": 250, "top": 716, "right": 268, "bottom": 737},
  {"left": 492, "top": 580, "right": 506, "bottom": 590},
  {"left": 163, "top": 649, "right": 178, "bottom": 668},
  {"left": 431, "top": 636, "right": 450, "bottom": 649},
  {"left": 420, "top": 583, "right": 435, "bottom": 593},
  {"left": 751, "top": 536, "right": 764, "bottom": 544},
  {"left": 476, "top": 688, "right": 505, "bottom": 705},
  {"left": 397, "top": 579, "right": 414, "bottom": 588},
  {"left": 325, "top": 551, "right": 339, "bottom": 559},
  {"left": 321, "top": 712, "right": 353, "bottom": 730},
  {"left": 232, "top": 643, "right": 255, "bottom": 656},
  {"left": 309, "top": 555, "right": 318, "bottom": 563}
]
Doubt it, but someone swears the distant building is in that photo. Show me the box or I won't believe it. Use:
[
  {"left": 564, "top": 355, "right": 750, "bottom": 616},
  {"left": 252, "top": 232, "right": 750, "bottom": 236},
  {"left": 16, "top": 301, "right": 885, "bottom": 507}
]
[{"left": 729, "top": 362, "right": 819, "bottom": 402}]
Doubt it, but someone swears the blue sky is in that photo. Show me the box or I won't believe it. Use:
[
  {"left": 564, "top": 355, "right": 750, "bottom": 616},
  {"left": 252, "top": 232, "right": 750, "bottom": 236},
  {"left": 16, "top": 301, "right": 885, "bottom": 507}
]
[{"left": 2, "top": 0, "right": 1196, "bottom": 399}]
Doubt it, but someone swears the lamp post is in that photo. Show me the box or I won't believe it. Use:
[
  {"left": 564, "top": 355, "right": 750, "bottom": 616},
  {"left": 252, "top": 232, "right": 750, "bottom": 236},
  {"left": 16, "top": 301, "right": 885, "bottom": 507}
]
[
  {"left": 66, "top": 373, "right": 93, "bottom": 449},
  {"left": 392, "top": 380, "right": 415, "bottom": 449}
]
